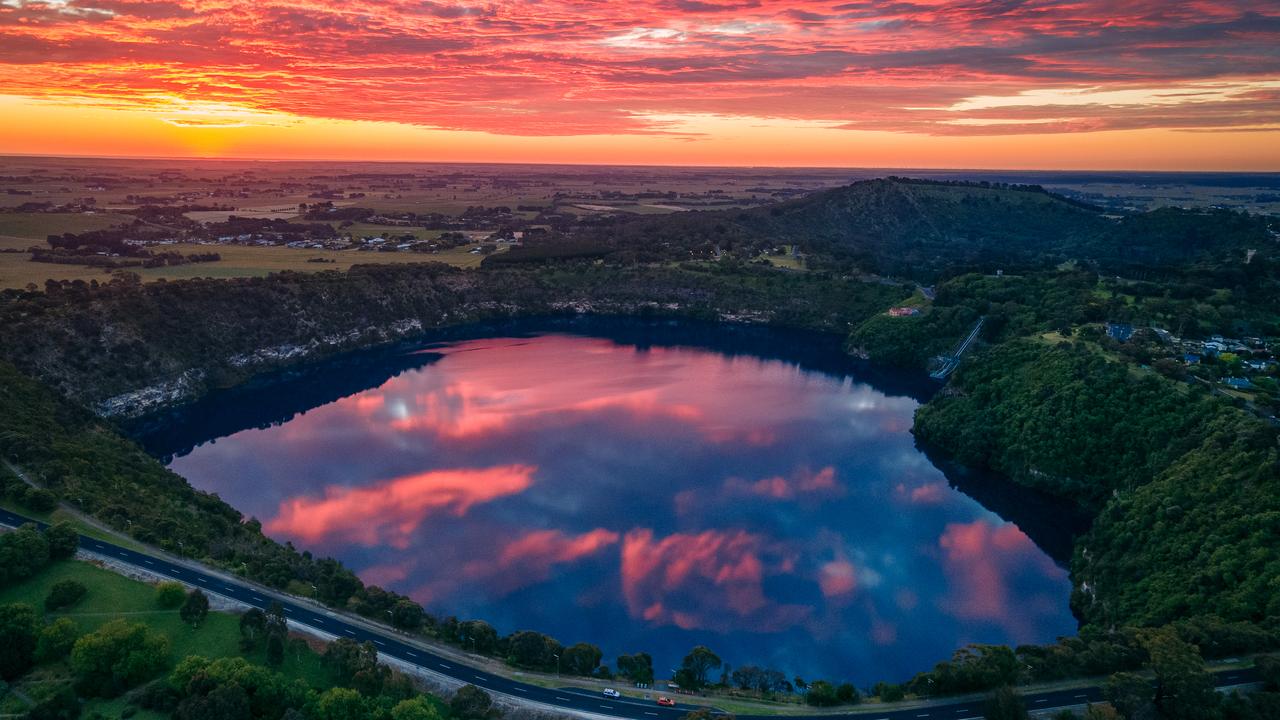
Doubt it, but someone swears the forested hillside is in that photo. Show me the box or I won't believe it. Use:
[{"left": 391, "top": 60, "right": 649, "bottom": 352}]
[
  {"left": 914, "top": 341, "right": 1280, "bottom": 628},
  {"left": 576, "top": 179, "right": 1275, "bottom": 281}
]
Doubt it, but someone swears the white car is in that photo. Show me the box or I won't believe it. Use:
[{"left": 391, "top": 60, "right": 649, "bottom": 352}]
[{"left": 602, "top": 689, "right": 621, "bottom": 698}]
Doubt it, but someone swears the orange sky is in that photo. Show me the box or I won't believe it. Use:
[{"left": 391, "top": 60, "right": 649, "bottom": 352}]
[{"left": 1, "top": 0, "right": 1278, "bottom": 169}]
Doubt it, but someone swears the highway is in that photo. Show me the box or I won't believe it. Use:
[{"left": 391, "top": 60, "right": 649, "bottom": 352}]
[{"left": 1, "top": 508, "right": 1259, "bottom": 720}]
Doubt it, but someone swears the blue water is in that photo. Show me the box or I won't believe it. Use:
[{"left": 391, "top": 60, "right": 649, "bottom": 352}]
[{"left": 137, "top": 318, "right": 1079, "bottom": 685}]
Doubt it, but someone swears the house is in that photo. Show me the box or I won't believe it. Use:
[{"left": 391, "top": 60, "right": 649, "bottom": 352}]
[
  {"left": 888, "top": 307, "right": 921, "bottom": 317},
  {"left": 1106, "top": 322, "right": 1135, "bottom": 342},
  {"left": 1225, "top": 377, "right": 1255, "bottom": 390},
  {"left": 1183, "top": 354, "right": 1201, "bottom": 365}
]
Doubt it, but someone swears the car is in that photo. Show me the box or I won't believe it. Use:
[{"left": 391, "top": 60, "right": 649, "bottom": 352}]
[
  {"left": 657, "top": 697, "right": 675, "bottom": 707},
  {"left": 603, "top": 689, "right": 621, "bottom": 698}
]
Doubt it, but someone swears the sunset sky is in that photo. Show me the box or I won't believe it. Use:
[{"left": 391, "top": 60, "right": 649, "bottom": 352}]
[{"left": 2, "top": 0, "right": 1279, "bottom": 168}]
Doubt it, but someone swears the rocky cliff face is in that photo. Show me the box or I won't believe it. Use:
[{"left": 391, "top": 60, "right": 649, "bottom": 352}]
[{"left": 0, "top": 264, "right": 906, "bottom": 418}]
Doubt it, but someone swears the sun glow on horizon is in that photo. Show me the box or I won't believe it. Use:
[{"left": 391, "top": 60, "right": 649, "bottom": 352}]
[{"left": 1, "top": 0, "right": 1277, "bottom": 169}]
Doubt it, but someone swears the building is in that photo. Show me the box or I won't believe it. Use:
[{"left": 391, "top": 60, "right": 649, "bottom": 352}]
[
  {"left": 888, "top": 307, "right": 921, "bottom": 317},
  {"left": 1106, "top": 322, "right": 1135, "bottom": 342}
]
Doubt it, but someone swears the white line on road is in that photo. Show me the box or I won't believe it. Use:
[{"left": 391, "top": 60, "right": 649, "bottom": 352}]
[
  {"left": 556, "top": 697, "right": 571, "bottom": 702},
  {"left": 438, "top": 663, "right": 452, "bottom": 669},
  {"left": 512, "top": 688, "right": 525, "bottom": 693},
  {"left": 600, "top": 705, "right": 614, "bottom": 709},
  {"left": 344, "top": 629, "right": 356, "bottom": 636},
  {"left": 1075, "top": 695, "right": 1088, "bottom": 699},
  {"left": 406, "top": 650, "right": 417, "bottom": 657},
  {"left": 645, "top": 712, "right": 658, "bottom": 716},
  {"left": 374, "top": 639, "right": 386, "bottom": 647},
  {"left": 1035, "top": 699, "right": 1047, "bottom": 703},
  {"left": 143, "top": 559, "right": 154, "bottom": 565}
]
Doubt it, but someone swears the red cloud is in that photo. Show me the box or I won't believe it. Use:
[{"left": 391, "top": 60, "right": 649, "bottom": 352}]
[
  {"left": 621, "top": 528, "right": 810, "bottom": 632},
  {"left": 0, "top": 0, "right": 1276, "bottom": 137},
  {"left": 264, "top": 464, "right": 536, "bottom": 548}
]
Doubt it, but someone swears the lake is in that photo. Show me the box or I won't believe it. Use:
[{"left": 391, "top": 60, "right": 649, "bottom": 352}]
[{"left": 134, "top": 317, "right": 1080, "bottom": 685}]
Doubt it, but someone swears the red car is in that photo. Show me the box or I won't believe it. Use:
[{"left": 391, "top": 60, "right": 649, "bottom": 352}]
[{"left": 656, "top": 697, "right": 675, "bottom": 707}]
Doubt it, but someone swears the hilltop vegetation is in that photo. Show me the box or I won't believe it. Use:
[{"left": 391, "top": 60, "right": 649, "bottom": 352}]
[{"left": 571, "top": 179, "right": 1275, "bottom": 281}]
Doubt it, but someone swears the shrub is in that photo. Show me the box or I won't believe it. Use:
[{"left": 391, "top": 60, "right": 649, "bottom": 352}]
[
  {"left": 45, "top": 580, "right": 88, "bottom": 611},
  {"left": 154, "top": 581, "right": 185, "bottom": 609}
]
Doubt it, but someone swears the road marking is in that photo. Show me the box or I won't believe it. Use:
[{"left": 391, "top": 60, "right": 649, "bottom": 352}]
[
  {"left": 600, "top": 705, "right": 614, "bottom": 709},
  {"left": 374, "top": 639, "right": 386, "bottom": 647},
  {"left": 1075, "top": 695, "right": 1088, "bottom": 699},
  {"left": 406, "top": 650, "right": 417, "bottom": 657},
  {"left": 556, "top": 696, "right": 571, "bottom": 701},
  {"left": 918, "top": 714, "right": 930, "bottom": 718},
  {"left": 438, "top": 663, "right": 452, "bottom": 669},
  {"left": 252, "top": 596, "right": 265, "bottom": 603},
  {"left": 313, "top": 618, "right": 324, "bottom": 624},
  {"left": 645, "top": 712, "right": 658, "bottom": 716},
  {"left": 1035, "top": 699, "right": 1047, "bottom": 703},
  {"left": 143, "top": 559, "right": 154, "bottom": 565},
  {"left": 344, "top": 629, "right": 356, "bottom": 636},
  {"left": 197, "top": 578, "right": 207, "bottom": 583},
  {"left": 512, "top": 688, "right": 525, "bottom": 693}
]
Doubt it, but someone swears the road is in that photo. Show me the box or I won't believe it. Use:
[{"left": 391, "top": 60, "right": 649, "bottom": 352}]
[{"left": 0, "top": 508, "right": 1259, "bottom": 720}]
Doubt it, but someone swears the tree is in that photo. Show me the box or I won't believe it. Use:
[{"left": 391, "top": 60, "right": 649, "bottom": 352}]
[
  {"left": 266, "top": 601, "right": 288, "bottom": 635},
  {"left": 180, "top": 589, "right": 210, "bottom": 627},
  {"left": 677, "top": 646, "right": 722, "bottom": 690},
  {"left": 1105, "top": 672, "right": 1155, "bottom": 720},
  {"left": 982, "top": 686, "right": 1028, "bottom": 720},
  {"left": 562, "top": 642, "right": 603, "bottom": 676},
  {"left": 25, "top": 685, "right": 80, "bottom": 720},
  {"left": 70, "top": 619, "right": 169, "bottom": 697},
  {"left": 617, "top": 653, "right": 654, "bottom": 685},
  {"left": 239, "top": 608, "right": 266, "bottom": 651},
  {"left": 391, "top": 599, "right": 425, "bottom": 631},
  {"left": 392, "top": 697, "right": 443, "bottom": 720},
  {"left": 805, "top": 681, "right": 838, "bottom": 706},
  {"left": 0, "top": 603, "right": 39, "bottom": 680},
  {"left": 45, "top": 580, "right": 88, "bottom": 611},
  {"left": 313, "top": 687, "right": 371, "bottom": 720},
  {"left": 44, "top": 522, "right": 79, "bottom": 560},
  {"left": 36, "top": 617, "right": 80, "bottom": 662},
  {"left": 450, "top": 684, "right": 493, "bottom": 720},
  {"left": 507, "top": 630, "right": 561, "bottom": 670},
  {"left": 178, "top": 683, "right": 252, "bottom": 720},
  {"left": 266, "top": 632, "right": 285, "bottom": 668},
  {"left": 1257, "top": 655, "right": 1280, "bottom": 691},
  {"left": 835, "top": 682, "right": 860, "bottom": 704},
  {"left": 0, "top": 524, "right": 49, "bottom": 584},
  {"left": 155, "top": 581, "right": 186, "bottom": 609},
  {"left": 458, "top": 620, "right": 498, "bottom": 654},
  {"left": 1142, "top": 627, "right": 1219, "bottom": 720}
]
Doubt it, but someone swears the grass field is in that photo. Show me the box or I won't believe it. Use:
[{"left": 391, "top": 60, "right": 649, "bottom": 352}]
[
  {"left": 0, "top": 241, "right": 506, "bottom": 289},
  {"left": 0, "top": 559, "right": 331, "bottom": 716},
  {"left": 0, "top": 212, "right": 133, "bottom": 239}
]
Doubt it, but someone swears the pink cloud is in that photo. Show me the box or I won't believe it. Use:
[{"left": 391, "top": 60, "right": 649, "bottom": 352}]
[
  {"left": 621, "top": 528, "right": 810, "bottom": 632},
  {"left": 264, "top": 464, "right": 536, "bottom": 548}
]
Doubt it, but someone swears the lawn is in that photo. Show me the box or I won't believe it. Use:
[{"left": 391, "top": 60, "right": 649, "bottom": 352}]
[{"left": 0, "top": 559, "right": 333, "bottom": 715}]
